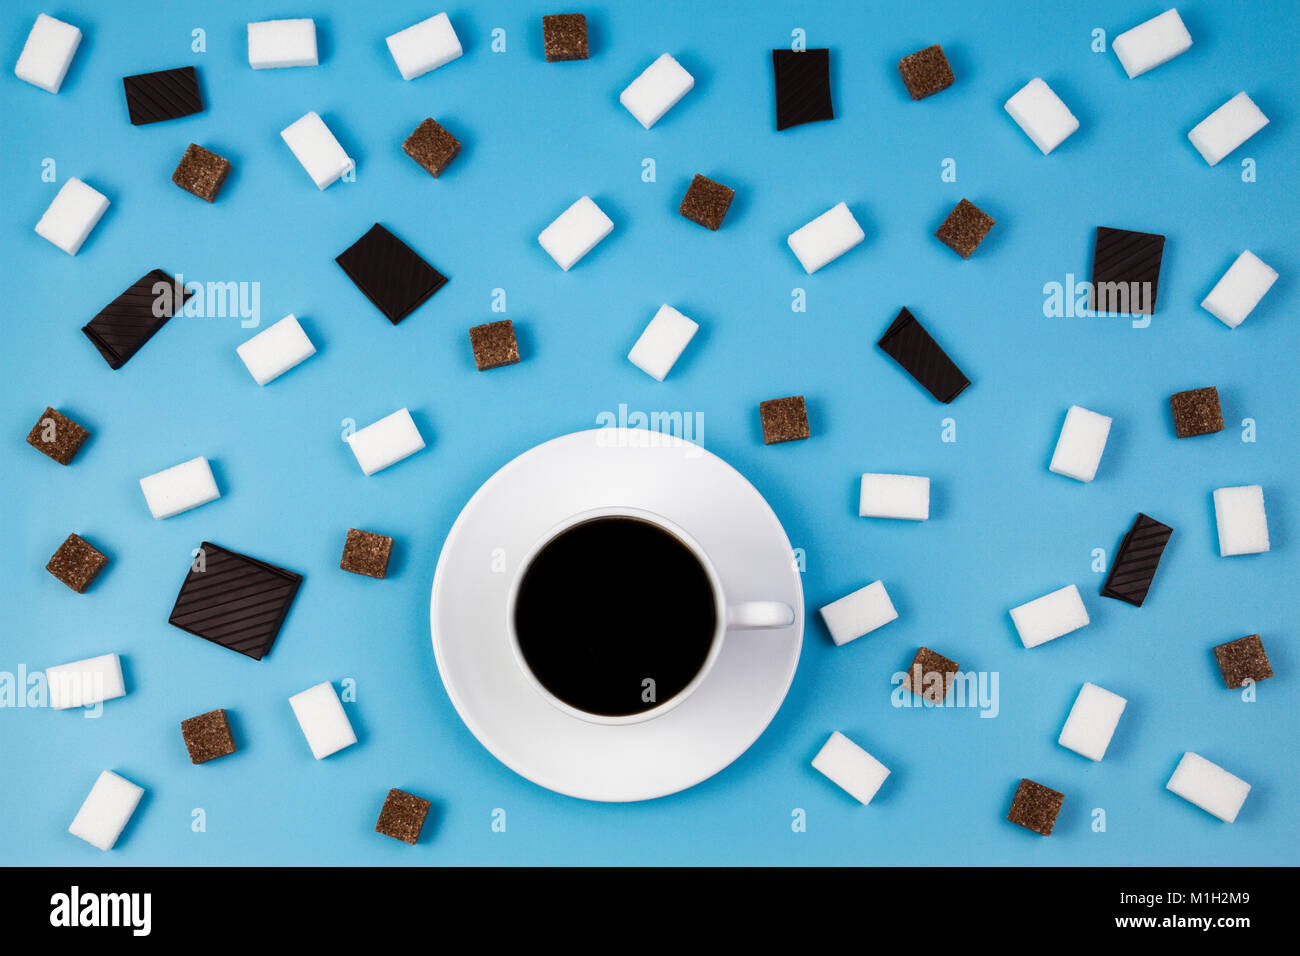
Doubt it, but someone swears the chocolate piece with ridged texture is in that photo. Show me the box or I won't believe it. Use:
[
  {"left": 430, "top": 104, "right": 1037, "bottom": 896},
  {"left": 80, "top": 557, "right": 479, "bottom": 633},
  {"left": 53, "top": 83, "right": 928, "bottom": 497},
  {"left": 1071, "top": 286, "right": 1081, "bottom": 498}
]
[
  {"left": 1212, "top": 634, "right": 1273, "bottom": 689},
  {"left": 1007, "top": 779, "right": 1064, "bottom": 835},
  {"left": 82, "top": 270, "right": 191, "bottom": 370},
  {"left": 1089, "top": 226, "right": 1165, "bottom": 315},
  {"left": 877, "top": 307, "right": 971, "bottom": 403},
  {"left": 1169, "top": 387, "right": 1224, "bottom": 438},
  {"left": 26, "top": 407, "right": 90, "bottom": 465},
  {"left": 897, "top": 44, "right": 954, "bottom": 100},
  {"left": 168, "top": 542, "right": 302, "bottom": 661},
  {"left": 375, "top": 788, "right": 433, "bottom": 844},
  {"left": 1102, "top": 513, "right": 1172, "bottom": 606},
  {"left": 772, "top": 49, "right": 833, "bottom": 131},
  {"left": 336, "top": 224, "right": 447, "bottom": 325},
  {"left": 122, "top": 66, "right": 203, "bottom": 125}
]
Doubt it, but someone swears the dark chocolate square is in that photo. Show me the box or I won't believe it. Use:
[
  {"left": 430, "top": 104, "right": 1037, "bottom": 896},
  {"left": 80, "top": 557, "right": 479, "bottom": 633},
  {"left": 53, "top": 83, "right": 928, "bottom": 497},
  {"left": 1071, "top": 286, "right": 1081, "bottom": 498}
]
[
  {"left": 760, "top": 396, "right": 809, "bottom": 444},
  {"left": 877, "top": 307, "right": 971, "bottom": 403},
  {"left": 82, "top": 269, "right": 191, "bottom": 370},
  {"left": 935, "top": 199, "right": 995, "bottom": 259},
  {"left": 1212, "top": 634, "right": 1273, "bottom": 689},
  {"left": 903, "top": 647, "right": 959, "bottom": 703},
  {"left": 340, "top": 529, "right": 394, "bottom": 579},
  {"left": 375, "top": 788, "right": 432, "bottom": 844},
  {"left": 1101, "top": 513, "right": 1173, "bottom": 607},
  {"left": 469, "top": 320, "right": 520, "bottom": 370},
  {"left": 897, "top": 45, "right": 954, "bottom": 100},
  {"left": 26, "top": 407, "right": 89, "bottom": 465},
  {"left": 172, "top": 143, "right": 231, "bottom": 202},
  {"left": 46, "top": 534, "right": 108, "bottom": 593},
  {"left": 1090, "top": 227, "right": 1165, "bottom": 315},
  {"left": 181, "top": 709, "right": 236, "bottom": 764},
  {"left": 122, "top": 66, "right": 203, "bottom": 125},
  {"left": 1170, "top": 387, "right": 1224, "bottom": 438},
  {"left": 772, "top": 49, "right": 833, "bottom": 131},
  {"left": 1007, "top": 779, "right": 1065, "bottom": 836},
  {"left": 168, "top": 542, "right": 302, "bottom": 661},
  {"left": 678, "top": 174, "right": 735, "bottom": 230},
  {"left": 402, "top": 119, "right": 461, "bottom": 178},
  {"left": 543, "top": 14, "right": 588, "bottom": 61},
  {"left": 336, "top": 224, "right": 447, "bottom": 325}
]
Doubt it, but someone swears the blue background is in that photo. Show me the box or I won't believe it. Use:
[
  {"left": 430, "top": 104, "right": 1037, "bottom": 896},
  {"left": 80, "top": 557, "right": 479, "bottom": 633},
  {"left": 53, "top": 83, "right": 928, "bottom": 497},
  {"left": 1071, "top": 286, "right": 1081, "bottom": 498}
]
[{"left": 2, "top": 0, "right": 1296, "bottom": 865}]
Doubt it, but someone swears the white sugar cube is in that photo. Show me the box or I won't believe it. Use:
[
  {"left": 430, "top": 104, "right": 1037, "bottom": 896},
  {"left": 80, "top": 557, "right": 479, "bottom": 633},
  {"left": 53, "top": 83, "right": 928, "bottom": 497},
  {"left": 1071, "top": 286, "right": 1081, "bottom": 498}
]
[
  {"left": 1058, "top": 682, "right": 1127, "bottom": 761},
  {"left": 859, "top": 473, "right": 929, "bottom": 521},
  {"left": 787, "top": 202, "right": 865, "bottom": 274},
  {"left": 538, "top": 196, "right": 613, "bottom": 271},
  {"left": 69, "top": 771, "right": 144, "bottom": 851},
  {"left": 236, "top": 314, "right": 316, "bottom": 385},
  {"left": 386, "top": 12, "right": 462, "bottom": 81},
  {"left": 812, "top": 732, "right": 890, "bottom": 805},
  {"left": 1166, "top": 752, "right": 1250, "bottom": 822},
  {"left": 347, "top": 408, "right": 425, "bottom": 475},
  {"left": 628, "top": 305, "right": 698, "bottom": 381},
  {"left": 1202, "top": 251, "right": 1277, "bottom": 328},
  {"left": 139, "top": 456, "right": 220, "bottom": 519},
  {"left": 1112, "top": 9, "right": 1191, "bottom": 79},
  {"left": 620, "top": 54, "right": 694, "bottom": 129},
  {"left": 46, "top": 654, "right": 126, "bottom": 710},
  {"left": 1188, "top": 92, "right": 1268, "bottom": 166},
  {"left": 1213, "top": 485, "right": 1269, "bottom": 556},
  {"left": 1005, "top": 78, "right": 1079, "bottom": 155},
  {"left": 15, "top": 13, "right": 82, "bottom": 93},
  {"left": 1010, "top": 585, "right": 1089, "bottom": 648},
  {"left": 280, "top": 111, "right": 353, "bottom": 190},
  {"left": 289, "top": 682, "right": 357, "bottom": 759},
  {"left": 819, "top": 581, "right": 898, "bottom": 646},
  {"left": 248, "top": 19, "right": 318, "bottom": 69},
  {"left": 1049, "top": 405, "right": 1111, "bottom": 482},
  {"left": 34, "top": 178, "right": 109, "bottom": 256}
]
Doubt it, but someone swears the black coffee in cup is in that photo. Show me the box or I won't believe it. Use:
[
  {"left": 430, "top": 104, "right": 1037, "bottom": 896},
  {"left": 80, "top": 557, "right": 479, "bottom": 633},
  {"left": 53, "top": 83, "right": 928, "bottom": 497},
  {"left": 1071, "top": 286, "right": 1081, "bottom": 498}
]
[{"left": 513, "top": 517, "right": 717, "bottom": 717}]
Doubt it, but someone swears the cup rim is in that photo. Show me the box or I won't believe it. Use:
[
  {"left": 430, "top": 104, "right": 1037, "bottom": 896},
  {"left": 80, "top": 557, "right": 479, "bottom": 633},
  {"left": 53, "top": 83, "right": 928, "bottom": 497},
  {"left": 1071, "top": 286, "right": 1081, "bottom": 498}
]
[{"left": 505, "top": 505, "right": 729, "bottom": 726}]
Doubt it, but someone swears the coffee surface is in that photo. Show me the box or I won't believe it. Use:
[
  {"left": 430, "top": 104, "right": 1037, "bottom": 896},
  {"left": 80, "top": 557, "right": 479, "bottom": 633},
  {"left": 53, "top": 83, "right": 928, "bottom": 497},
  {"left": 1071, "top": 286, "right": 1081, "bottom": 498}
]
[{"left": 514, "top": 517, "right": 717, "bottom": 716}]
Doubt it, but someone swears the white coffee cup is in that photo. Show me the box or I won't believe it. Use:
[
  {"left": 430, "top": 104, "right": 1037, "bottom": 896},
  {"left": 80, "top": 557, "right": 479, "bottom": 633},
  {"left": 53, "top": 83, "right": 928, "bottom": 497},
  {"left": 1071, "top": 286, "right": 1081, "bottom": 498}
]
[{"left": 506, "top": 506, "right": 794, "bottom": 726}]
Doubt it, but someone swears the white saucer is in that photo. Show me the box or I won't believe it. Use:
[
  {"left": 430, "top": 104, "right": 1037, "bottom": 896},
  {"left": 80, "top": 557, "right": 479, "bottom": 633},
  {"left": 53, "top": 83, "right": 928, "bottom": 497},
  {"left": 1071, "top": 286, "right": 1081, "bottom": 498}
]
[{"left": 430, "top": 428, "right": 805, "bottom": 802}]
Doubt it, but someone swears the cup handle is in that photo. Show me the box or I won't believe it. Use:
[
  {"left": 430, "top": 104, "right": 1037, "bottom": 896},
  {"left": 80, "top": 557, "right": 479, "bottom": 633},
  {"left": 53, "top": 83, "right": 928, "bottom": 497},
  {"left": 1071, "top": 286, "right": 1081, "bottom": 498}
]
[{"left": 726, "top": 601, "right": 795, "bottom": 630}]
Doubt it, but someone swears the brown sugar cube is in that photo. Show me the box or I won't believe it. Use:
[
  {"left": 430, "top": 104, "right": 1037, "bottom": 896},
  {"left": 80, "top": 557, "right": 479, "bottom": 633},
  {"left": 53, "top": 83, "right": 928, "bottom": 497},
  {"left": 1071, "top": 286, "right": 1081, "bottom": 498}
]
[
  {"left": 26, "top": 407, "right": 90, "bottom": 465},
  {"left": 340, "top": 529, "right": 394, "bottom": 579},
  {"left": 542, "top": 13, "right": 589, "bottom": 62},
  {"left": 46, "top": 534, "right": 108, "bottom": 593},
  {"left": 375, "top": 788, "right": 432, "bottom": 844},
  {"left": 181, "top": 709, "right": 237, "bottom": 764},
  {"left": 1213, "top": 634, "right": 1274, "bottom": 688},
  {"left": 1007, "top": 778, "right": 1065, "bottom": 836},
  {"left": 760, "top": 396, "right": 809, "bottom": 444},
  {"left": 897, "top": 44, "right": 954, "bottom": 100},
  {"left": 402, "top": 118, "right": 461, "bottom": 178},
  {"left": 171, "top": 144, "right": 232, "bottom": 202},
  {"left": 935, "top": 199, "right": 995, "bottom": 259},
  {"left": 678, "top": 174, "right": 735, "bottom": 230},
  {"left": 469, "top": 319, "right": 520, "bottom": 370},
  {"left": 902, "top": 647, "right": 960, "bottom": 703},
  {"left": 1169, "top": 387, "right": 1224, "bottom": 438}
]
